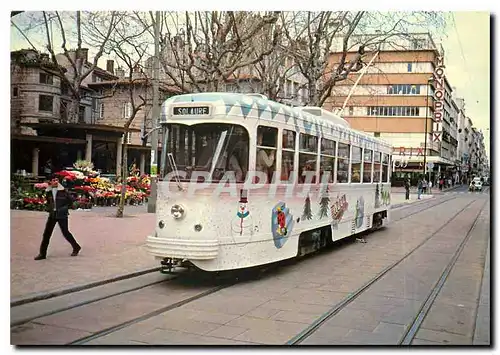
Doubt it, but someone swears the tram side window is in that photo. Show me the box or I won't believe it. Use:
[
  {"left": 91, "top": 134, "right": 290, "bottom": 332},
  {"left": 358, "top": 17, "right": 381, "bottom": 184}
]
[
  {"left": 351, "top": 146, "right": 362, "bottom": 183},
  {"left": 382, "top": 153, "right": 389, "bottom": 182},
  {"left": 256, "top": 126, "right": 277, "bottom": 183},
  {"left": 299, "top": 133, "right": 318, "bottom": 184},
  {"left": 363, "top": 149, "right": 373, "bottom": 183},
  {"left": 373, "top": 152, "right": 381, "bottom": 183},
  {"left": 320, "top": 138, "right": 336, "bottom": 183},
  {"left": 281, "top": 129, "right": 296, "bottom": 182},
  {"left": 337, "top": 143, "right": 350, "bottom": 183}
]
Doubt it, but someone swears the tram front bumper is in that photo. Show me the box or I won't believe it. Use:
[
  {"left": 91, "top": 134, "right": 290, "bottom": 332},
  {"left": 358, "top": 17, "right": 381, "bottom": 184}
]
[{"left": 146, "top": 236, "right": 219, "bottom": 260}]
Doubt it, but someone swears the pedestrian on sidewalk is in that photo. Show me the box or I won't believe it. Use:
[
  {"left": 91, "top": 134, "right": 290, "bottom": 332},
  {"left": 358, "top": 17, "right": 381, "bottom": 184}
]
[
  {"left": 428, "top": 180, "right": 432, "bottom": 194},
  {"left": 34, "top": 177, "right": 81, "bottom": 260},
  {"left": 404, "top": 177, "right": 410, "bottom": 200},
  {"left": 417, "top": 177, "right": 423, "bottom": 200}
]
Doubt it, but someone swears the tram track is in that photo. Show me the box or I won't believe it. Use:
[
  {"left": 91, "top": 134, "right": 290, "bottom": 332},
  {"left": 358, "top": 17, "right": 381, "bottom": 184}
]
[
  {"left": 10, "top": 273, "right": 177, "bottom": 327},
  {"left": 12, "top": 195, "right": 479, "bottom": 345},
  {"left": 11, "top": 194, "right": 455, "bottom": 316},
  {"left": 286, "top": 197, "right": 480, "bottom": 345},
  {"left": 398, "top": 199, "right": 488, "bottom": 345},
  {"left": 68, "top": 284, "right": 232, "bottom": 345}
]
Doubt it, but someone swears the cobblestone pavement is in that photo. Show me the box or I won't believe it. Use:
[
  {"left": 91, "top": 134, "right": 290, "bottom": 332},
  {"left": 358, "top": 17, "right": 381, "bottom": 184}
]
[
  {"left": 11, "top": 191, "right": 490, "bottom": 345},
  {"left": 10, "top": 207, "right": 157, "bottom": 300}
]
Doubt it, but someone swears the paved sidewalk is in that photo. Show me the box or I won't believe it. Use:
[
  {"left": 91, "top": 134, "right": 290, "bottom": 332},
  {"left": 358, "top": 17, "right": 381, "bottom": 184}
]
[{"left": 10, "top": 207, "right": 157, "bottom": 300}]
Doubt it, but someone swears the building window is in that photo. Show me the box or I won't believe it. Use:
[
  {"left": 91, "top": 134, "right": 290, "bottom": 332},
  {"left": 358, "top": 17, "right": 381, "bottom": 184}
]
[
  {"left": 348, "top": 106, "right": 354, "bottom": 116},
  {"left": 351, "top": 146, "right": 362, "bottom": 183},
  {"left": 320, "top": 138, "right": 336, "bottom": 183},
  {"left": 299, "top": 133, "right": 318, "bottom": 183},
  {"left": 99, "top": 103, "right": 104, "bottom": 119},
  {"left": 374, "top": 132, "right": 380, "bottom": 137},
  {"left": 387, "top": 84, "right": 420, "bottom": 95},
  {"left": 123, "top": 102, "right": 132, "bottom": 119},
  {"left": 39, "top": 72, "right": 53, "bottom": 85},
  {"left": 78, "top": 105, "right": 85, "bottom": 123},
  {"left": 125, "top": 132, "right": 132, "bottom": 144},
  {"left": 407, "top": 63, "right": 413, "bottom": 72},
  {"left": 38, "top": 94, "right": 53, "bottom": 112},
  {"left": 368, "top": 106, "right": 420, "bottom": 117},
  {"left": 12, "top": 87, "right": 19, "bottom": 97},
  {"left": 281, "top": 129, "right": 296, "bottom": 182}
]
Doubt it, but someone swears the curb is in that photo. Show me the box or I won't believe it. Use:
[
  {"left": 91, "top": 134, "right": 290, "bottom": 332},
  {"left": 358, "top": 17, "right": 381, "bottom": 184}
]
[{"left": 11, "top": 266, "right": 161, "bottom": 307}]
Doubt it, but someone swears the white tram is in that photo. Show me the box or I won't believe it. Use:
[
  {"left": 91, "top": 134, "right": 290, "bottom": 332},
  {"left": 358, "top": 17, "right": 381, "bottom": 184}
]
[{"left": 146, "top": 93, "right": 392, "bottom": 272}]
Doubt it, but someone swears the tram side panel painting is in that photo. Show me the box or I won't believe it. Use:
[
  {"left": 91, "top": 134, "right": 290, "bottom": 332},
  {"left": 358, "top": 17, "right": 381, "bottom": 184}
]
[
  {"left": 147, "top": 92, "right": 393, "bottom": 272},
  {"left": 271, "top": 202, "right": 294, "bottom": 248}
]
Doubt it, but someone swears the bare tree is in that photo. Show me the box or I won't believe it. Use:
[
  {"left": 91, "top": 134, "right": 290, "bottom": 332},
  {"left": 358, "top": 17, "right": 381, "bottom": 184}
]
[
  {"left": 12, "top": 11, "right": 124, "bottom": 122},
  {"left": 280, "top": 11, "right": 448, "bottom": 107},
  {"left": 83, "top": 12, "right": 152, "bottom": 218},
  {"left": 135, "top": 11, "right": 282, "bottom": 93}
]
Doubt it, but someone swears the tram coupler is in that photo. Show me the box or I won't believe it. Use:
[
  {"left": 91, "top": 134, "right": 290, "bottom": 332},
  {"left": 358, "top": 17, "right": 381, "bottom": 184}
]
[
  {"left": 160, "top": 258, "right": 192, "bottom": 274},
  {"left": 160, "top": 257, "right": 178, "bottom": 274}
]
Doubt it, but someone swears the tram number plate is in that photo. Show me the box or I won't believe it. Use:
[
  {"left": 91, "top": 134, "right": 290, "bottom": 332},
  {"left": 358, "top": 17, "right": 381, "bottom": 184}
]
[{"left": 173, "top": 106, "right": 210, "bottom": 116}]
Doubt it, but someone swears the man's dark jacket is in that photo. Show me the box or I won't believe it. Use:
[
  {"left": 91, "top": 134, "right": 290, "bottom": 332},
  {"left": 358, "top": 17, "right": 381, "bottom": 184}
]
[{"left": 44, "top": 184, "right": 74, "bottom": 219}]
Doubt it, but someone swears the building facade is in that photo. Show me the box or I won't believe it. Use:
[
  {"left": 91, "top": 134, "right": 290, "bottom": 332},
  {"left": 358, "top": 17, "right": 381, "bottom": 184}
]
[
  {"left": 10, "top": 48, "right": 177, "bottom": 179},
  {"left": 325, "top": 33, "right": 462, "bottom": 186}
]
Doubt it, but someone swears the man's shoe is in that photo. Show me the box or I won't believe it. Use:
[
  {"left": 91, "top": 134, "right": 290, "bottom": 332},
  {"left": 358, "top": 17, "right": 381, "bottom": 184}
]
[
  {"left": 34, "top": 254, "right": 46, "bottom": 260},
  {"left": 71, "top": 246, "right": 81, "bottom": 256}
]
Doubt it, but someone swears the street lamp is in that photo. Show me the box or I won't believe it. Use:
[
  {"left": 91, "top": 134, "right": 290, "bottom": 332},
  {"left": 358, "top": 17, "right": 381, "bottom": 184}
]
[{"left": 422, "top": 76, "right": 434, "bottom": 177}]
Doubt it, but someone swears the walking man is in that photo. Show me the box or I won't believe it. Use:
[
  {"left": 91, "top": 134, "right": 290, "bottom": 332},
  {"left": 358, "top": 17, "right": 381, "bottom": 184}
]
[
  {"left": 404, "top": 177, "right": 410, "bottom": 200},
  {"left": 34, "top": 177, "right": 81, "bottom": 260},
  {"left": 417, "top": 177, "right": 423, "bottom": 200}
]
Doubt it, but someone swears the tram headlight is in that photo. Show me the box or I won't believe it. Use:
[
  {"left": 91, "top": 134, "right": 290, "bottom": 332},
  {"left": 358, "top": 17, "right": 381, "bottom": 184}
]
[{"left": 170, "top": 204, "right": 185, "bottom": 219}]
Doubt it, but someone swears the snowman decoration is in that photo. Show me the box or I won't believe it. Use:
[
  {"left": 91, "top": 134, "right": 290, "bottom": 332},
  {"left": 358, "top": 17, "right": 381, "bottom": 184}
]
[{"left": 231, "top": 192, "right": 253, "bottom": 238}]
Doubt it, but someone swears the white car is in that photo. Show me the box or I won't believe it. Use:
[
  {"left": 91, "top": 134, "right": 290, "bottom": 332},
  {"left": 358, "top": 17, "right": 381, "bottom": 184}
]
[{"left": 470, "top": 179, "right": 483, "bottom": 191}]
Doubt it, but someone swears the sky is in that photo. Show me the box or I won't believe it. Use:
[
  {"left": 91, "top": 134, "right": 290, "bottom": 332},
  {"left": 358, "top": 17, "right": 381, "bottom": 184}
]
[
  {"left": 8, "top": 10, "right": 491, "bottom": 161},
  {"left": 439, "top": 11, "right": 490, "bottom": 162}
]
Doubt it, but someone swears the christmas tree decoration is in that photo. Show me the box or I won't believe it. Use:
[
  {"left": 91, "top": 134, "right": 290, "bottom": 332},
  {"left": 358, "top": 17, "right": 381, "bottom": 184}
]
[
  {"left": 318, "top": 187, "right": 330, "bottom": 219},
  {"left": 318, "top": 195, "right": 330, "bottom": 219},
  {"left": 302, "top": 195, "right": 313, "bottom": 220},
  {"left": 375, "top": 184, "right": 381, "bottom": 208}
]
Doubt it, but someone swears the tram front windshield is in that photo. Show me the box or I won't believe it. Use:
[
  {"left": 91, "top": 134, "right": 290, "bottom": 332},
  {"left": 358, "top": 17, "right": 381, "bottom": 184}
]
[{"left": 163, "top": 123, "right": 249, "bottom": 183}]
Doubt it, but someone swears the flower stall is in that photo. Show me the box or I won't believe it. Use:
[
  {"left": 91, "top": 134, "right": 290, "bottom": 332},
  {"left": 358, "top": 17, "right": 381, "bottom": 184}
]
[{"left": 11, "top": 160, "right": 151, "bottom": 211}]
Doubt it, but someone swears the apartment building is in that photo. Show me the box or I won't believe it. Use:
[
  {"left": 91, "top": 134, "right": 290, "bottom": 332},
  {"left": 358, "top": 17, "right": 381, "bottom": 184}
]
[
  {"left": 325, "top": 33, "right": 461, "bottom": 185},
  {"left": 10, "top": 48, "right": 178, "bottom": 178}
]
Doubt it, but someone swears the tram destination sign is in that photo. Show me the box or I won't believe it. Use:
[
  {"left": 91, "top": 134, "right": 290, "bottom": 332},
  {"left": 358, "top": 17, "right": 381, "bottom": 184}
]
[{"left": 173, "top": 106, "right": 210, "bottom": 116}]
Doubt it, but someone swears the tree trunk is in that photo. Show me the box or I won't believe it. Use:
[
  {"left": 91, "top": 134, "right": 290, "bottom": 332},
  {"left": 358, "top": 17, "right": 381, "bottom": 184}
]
[
  {"left": 116, "top": 142, "right": 128, "bottom": 218},
  {"left": 67, "top": 99, "right": 79, "bottom": 123}
]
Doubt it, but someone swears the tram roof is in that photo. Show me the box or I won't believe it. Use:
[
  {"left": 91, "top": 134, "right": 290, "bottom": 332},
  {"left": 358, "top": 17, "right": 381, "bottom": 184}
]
[{"left": 163, "top": 92, "right": 391, "bottom": 149}]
